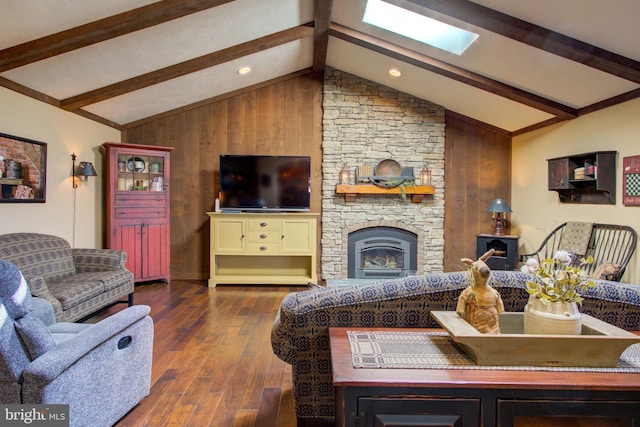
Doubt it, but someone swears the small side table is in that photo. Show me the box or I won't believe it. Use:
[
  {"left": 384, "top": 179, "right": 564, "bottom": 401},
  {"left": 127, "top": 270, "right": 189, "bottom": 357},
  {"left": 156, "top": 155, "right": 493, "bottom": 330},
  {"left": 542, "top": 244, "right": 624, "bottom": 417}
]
[{"left": 476, "top": 234, "right": 519, "bottom": 270}]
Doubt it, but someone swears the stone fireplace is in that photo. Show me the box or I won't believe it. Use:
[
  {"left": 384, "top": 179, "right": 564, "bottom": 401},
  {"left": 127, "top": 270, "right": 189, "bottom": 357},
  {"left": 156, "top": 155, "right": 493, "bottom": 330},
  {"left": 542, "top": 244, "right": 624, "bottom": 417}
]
[{"left": 321, "top": 68, "right": 446, "bottom": 280}]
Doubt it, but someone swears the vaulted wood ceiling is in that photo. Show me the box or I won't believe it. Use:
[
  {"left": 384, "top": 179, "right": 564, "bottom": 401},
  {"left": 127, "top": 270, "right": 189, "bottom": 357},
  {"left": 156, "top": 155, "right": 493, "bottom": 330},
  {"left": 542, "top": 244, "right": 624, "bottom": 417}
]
[{"left": 1, "top": 0, "right": 639, "bottom": 135}]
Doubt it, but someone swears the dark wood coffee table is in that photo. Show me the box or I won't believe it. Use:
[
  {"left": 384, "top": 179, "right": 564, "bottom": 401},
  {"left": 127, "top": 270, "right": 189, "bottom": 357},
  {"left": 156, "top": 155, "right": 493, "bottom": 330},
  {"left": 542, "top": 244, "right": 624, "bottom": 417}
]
[{"left": 330, "top": 327, "right": 640, "bottom": 427}]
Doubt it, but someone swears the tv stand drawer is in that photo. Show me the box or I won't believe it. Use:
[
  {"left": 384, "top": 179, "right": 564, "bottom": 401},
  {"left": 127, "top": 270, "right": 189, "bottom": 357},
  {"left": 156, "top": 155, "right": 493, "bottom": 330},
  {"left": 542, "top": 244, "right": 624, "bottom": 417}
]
[
  {"left": 247, "top": 230, "right": 280, "bottom": 242},
  {"left": 248, "top": 218, "right": 280, "bottom": 230},
  {"left": 247, "top": 242, "right": 280, "bottom": 254}
]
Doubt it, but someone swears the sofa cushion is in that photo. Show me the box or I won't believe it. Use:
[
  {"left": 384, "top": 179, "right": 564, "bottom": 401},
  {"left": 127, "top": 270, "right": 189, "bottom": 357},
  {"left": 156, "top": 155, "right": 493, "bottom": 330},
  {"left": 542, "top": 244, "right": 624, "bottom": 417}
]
[
  {"left": 47, "top": 275, "right": 105, "bottom": 310},
  {"left": 15, "top": 316, "right": 56, "bottom": 360},
  {"left": 88, "top": 270, "right": 133, "bottom": 292},
  {"left": 591, "top": 261, "right": 620, "bottom": 280}
]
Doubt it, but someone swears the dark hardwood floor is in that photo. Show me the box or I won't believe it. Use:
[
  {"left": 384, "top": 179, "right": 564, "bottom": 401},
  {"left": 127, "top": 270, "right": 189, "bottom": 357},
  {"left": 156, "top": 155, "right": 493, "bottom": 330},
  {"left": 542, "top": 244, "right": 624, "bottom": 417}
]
[{"left": 89, "top": 280, "right": 305, "bottom": 427}]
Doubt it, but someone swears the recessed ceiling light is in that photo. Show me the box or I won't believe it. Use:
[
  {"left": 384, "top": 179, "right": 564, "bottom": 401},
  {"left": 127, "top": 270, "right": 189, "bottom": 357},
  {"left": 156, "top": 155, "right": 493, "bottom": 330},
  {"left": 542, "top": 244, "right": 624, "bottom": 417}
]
[
  {"left": 363, "top": 0, "right": 479, "bottom": 55},
  {"left": 388, "top": 68, "right": 402, "bottom": 77},
  {"left": 237, "top": 66, "right": 252, "bottom": 75}
]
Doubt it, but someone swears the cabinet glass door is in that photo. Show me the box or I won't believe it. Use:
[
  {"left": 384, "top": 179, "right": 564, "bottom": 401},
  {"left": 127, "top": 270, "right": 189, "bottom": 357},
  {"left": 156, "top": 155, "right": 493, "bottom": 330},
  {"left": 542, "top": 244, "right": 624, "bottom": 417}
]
[{"left": 116, "top": 153, "right": 166, "bottom": 192}]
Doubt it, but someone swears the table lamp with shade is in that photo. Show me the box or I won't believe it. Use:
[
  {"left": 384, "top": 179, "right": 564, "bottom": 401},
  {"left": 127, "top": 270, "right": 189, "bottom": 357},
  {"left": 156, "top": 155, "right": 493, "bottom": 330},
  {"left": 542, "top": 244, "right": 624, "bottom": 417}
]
[{"left": 487, "top": 198, "right": 512, "bottom": 236}]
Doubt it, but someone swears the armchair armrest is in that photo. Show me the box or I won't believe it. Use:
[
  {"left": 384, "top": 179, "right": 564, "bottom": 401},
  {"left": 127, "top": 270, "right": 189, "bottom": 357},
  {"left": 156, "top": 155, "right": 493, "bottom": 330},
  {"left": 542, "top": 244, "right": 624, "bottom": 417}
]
[
  {"left": 22, "top": 305, "right": 152, "bottom": 382},
  {"left": 22, "top": 274, "right": 64, "bottom": 321},
  {"left": 72, "top": 248, "right": 128, "bottom": 272}
]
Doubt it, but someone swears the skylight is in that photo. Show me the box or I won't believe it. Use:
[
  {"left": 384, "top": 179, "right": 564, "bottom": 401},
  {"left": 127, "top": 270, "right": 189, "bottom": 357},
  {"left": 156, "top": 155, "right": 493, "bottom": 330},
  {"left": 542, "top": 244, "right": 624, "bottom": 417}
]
[{"left": 363, "top": 0, "right": 479, "bottom": 55}]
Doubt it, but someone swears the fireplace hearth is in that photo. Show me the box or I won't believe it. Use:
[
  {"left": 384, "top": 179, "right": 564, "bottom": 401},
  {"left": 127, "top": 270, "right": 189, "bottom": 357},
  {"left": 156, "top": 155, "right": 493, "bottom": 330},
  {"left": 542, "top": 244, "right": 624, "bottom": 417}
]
[{"left": 348, "top": 227, "right": 417, "bottom": 279}]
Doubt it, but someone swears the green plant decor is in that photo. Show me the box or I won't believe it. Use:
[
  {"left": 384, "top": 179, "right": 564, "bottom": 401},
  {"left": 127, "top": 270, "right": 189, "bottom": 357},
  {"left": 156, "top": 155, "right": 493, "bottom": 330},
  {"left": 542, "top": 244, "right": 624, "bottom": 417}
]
[
  {"left": 522, "top": 250, "right": 595, "bottom": 306},
  {"left": 376, "top": 178, "right": 415, "bottom": 200}
]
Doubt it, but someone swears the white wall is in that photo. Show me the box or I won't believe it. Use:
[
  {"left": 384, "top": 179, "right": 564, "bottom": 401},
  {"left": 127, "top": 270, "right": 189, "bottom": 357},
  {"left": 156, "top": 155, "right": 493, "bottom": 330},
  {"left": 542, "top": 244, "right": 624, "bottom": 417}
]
[
  {"left": 0, "top": 87, "right": 120, "bottom": 248},
  {"left": 512, "top": 97, "right": 640, "bottom": 284}
]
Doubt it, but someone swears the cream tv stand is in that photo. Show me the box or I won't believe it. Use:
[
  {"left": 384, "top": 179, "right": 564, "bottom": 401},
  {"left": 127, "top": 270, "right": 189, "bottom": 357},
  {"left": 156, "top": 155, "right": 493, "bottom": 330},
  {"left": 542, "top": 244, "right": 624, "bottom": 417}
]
[{"left": 207, "top": 212, "right": 318, "bottom": 287}]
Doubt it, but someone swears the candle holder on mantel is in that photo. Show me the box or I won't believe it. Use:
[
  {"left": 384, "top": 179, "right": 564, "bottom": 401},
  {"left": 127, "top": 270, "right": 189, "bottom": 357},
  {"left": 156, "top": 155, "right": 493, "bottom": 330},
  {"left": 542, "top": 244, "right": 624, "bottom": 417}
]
[
  {"left": 419, "top": 164, "right": 431, "bottom": 186},
  {"left": 339, "top": 164, "right": 351, "bottom": 185}
]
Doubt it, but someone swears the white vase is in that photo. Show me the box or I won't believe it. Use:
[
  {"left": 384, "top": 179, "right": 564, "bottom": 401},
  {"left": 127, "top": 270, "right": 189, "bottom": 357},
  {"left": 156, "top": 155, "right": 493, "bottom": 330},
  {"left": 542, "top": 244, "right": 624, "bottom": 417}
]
[{"left": 523, "top": 297, "right": 582, "bottom": 335}]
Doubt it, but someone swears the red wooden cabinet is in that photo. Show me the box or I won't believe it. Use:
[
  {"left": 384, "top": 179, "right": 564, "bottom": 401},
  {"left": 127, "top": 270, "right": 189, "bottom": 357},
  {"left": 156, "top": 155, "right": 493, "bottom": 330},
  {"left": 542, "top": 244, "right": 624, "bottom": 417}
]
[{"left": 103, "top": 142, "right": 173, "bottom": 283}]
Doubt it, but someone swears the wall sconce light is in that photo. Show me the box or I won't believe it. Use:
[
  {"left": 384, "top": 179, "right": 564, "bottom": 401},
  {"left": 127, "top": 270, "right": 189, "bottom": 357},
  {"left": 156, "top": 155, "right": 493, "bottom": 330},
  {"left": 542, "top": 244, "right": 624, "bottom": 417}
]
[
  {"left": 71, "top": 153, "right": 97, "bottom": 188},
  {"left": 487, "top": 197, "right": 512, "bottom": 236}
]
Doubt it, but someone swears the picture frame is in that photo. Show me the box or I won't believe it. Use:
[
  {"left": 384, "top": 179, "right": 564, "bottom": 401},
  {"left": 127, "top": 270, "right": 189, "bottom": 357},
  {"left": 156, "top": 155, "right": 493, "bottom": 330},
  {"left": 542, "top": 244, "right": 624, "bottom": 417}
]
[
  {"left": 623, "top": 155, "right": 640, "bottom": 207},
  {"left": 0, "top": 132, "right": 47, "bottom": 203}
]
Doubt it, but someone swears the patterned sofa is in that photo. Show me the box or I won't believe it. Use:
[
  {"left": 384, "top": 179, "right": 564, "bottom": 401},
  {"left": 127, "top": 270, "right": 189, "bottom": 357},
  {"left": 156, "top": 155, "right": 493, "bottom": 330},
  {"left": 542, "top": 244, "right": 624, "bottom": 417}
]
[
  {"left": 271, "top": 270, "right": 640, "bottom": 426},
  {"left": 0, "top": 233, "right": 134, "bottom": 322}
]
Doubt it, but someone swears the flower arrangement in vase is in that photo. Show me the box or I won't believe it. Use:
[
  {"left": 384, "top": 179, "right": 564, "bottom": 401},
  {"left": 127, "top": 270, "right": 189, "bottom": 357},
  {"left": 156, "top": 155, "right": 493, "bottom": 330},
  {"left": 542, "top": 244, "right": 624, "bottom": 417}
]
[{"left": 520, "top": 250, "right": 595, "bottom": 335}]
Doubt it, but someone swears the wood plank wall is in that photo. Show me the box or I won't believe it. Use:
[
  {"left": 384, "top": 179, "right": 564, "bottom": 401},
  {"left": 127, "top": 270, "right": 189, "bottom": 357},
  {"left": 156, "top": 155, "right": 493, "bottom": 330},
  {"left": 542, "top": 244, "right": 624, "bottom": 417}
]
[
  {"left": 123, "top": 72, "right": 323, "bottom": 281},
  {"left": 124, "top": 72, "right": 512, "bottom": 280},
  {"left": 444, "top": 112, "right": 512, "bottom": 271}
]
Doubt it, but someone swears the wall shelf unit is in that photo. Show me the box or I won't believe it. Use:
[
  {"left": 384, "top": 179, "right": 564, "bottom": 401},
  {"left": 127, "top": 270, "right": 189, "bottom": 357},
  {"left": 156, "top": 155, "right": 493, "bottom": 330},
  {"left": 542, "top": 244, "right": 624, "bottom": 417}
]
[
  {"left": 336, "top": 184, "right": 435, "bottom": 203},
  {"left": 547, "top": 151, "right": 616, "bottom": 204}
]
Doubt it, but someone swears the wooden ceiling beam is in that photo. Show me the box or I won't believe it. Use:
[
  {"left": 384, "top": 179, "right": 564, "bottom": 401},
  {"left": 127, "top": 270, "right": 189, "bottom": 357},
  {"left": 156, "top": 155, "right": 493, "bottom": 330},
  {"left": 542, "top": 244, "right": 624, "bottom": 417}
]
[
  {"left": 390, "top": 0, "right": 640, "bottom": 84},
  {"left": 329, "top": 23, "right": 577, "bottom": 120},
  {"left": 0, "top": 0, "right": 235, "bottom": 73},
  {"left": 60, "top": 25, "right": 314, "bottom": 111},
  {"left": 313, "top": 0, "right": 333, "bottom": 72}
]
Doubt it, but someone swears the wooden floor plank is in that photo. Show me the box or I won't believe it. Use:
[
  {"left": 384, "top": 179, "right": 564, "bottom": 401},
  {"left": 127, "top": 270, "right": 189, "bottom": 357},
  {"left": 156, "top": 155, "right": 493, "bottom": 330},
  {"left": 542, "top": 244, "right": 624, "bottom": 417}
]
[
  {"left": 89, "top": 281, "right": 308, "bottom": 427},
  {"left": 189, "top": 391, "right": 223, "bottom": 426}
]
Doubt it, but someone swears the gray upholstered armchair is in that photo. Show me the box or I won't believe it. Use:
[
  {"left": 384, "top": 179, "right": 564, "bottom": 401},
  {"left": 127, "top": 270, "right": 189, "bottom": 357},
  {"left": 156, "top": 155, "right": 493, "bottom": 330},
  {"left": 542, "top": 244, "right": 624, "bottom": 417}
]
[{"left": 0, "top": 260, "right": 153, "bottom": 427}]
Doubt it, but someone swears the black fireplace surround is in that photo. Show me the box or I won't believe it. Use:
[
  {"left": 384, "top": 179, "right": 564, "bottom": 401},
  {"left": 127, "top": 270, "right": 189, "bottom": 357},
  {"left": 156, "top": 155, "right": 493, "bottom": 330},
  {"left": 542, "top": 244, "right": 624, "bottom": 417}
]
[{"left": 347, "top": 226, "right": 418, "bottom": 279}]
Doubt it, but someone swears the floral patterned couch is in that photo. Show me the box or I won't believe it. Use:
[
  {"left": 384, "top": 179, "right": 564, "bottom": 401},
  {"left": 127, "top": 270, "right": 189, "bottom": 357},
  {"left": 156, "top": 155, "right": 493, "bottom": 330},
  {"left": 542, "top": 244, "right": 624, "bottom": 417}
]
[{"left": 271, "top": 270, "right": 640, "bottom": 426}]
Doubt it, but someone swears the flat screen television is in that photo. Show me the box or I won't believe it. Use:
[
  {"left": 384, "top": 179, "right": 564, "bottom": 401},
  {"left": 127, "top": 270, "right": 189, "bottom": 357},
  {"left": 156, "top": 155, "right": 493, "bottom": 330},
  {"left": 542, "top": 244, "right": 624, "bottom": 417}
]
[{"left": 219, "top": 154, "right": 311, "bottom": 212}]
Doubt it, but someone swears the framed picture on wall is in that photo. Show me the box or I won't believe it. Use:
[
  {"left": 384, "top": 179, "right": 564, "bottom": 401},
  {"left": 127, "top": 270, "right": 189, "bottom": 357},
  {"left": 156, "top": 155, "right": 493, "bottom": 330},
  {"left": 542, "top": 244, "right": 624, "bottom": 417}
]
[
  {"left": 0, "top": 132, "right": 47, "bottom": 203},
  {"left": 623, "top": 155, "right": 640, "bottom": 206}
]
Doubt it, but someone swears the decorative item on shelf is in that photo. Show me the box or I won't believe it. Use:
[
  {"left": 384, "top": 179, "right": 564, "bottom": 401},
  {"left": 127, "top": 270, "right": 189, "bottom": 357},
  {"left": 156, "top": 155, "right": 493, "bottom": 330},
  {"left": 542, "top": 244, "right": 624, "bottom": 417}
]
[
  {"left": 6, "top": 160, "right": 22, "bottom": 179},
  {"left": 118, "top": 159, "right": 126, "bottom": 172},
  {"left": 127, "top": 156, "right": 145, "bottom": 172},
  {"left": 133, "top": 179, "right": 148, "bottom": 191},
  {"left": 149, "top": 161, "right": 160, "bottom": 173},
  {"left": 357, "top": 165, "right": 373, "bottom": 182},
  {"left": 584, "top": 161, "right": 596, "bottom": 177},
  {"left": 71, "top": 153, "right": 97, "bottom": 188},
  {"left": 487, "top": 197, "right": 511, "bottom": 236},
  {"left": 150, "top": 176, "right": 163, "bottom": 191},
  {"left": 339, "top": 164, "right": 351, "bottom": 184},
  {"left": 371, "top": 159, "right": 403, "bottom": 187},
  {"left": 520, "top": 250, "right": 595, "bottom": 335},
  {"left": 456, "top": 249, "right": 504, "bottom": 334},
  {"left": 419, "top": 164, "right": 431, "bottom": 186}
]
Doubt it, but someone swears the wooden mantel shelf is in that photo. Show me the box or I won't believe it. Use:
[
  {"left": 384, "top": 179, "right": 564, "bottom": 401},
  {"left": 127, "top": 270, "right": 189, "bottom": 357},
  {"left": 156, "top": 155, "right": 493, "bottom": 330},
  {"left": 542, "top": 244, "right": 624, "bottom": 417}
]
[{"left": 336, "top": 184, "right": 435, "bottom": 203}]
